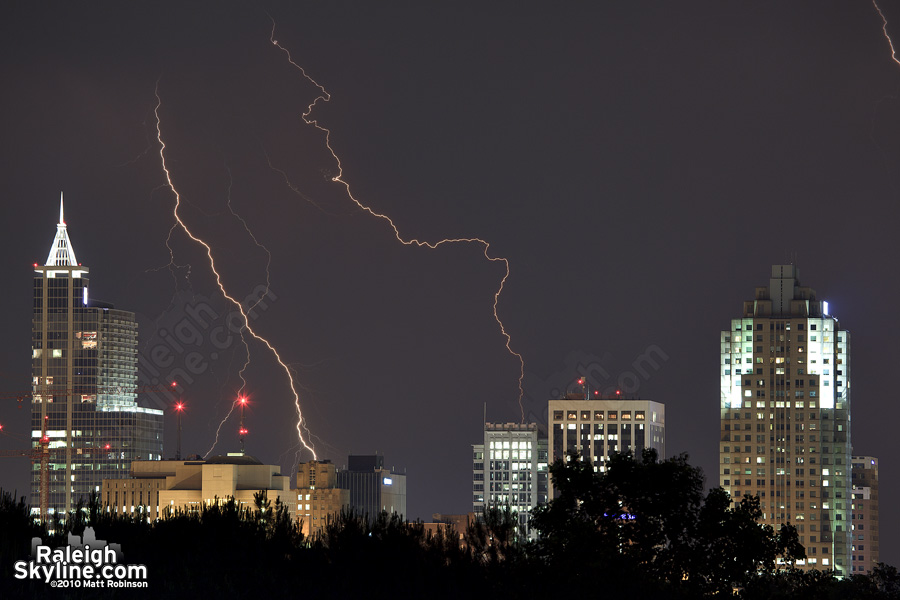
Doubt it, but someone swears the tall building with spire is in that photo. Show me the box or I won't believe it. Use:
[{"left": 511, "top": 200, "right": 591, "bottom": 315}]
[
  {"left": 32, "top": 195, "right": 163, "bottom": 522},
  {"left": 719, "top": 265, "right": 851, "bottom": 575}
]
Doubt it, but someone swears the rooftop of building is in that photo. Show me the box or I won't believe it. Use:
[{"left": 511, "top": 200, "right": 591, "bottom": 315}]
[{"left": 206, "top": 453, "right": 265, "bottom": 466}]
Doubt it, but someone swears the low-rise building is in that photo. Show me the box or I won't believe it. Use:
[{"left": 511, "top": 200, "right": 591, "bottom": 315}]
[
  {"left": 101, "top": 453, "right": 294, "bottom": 521},
  {"left": 851, "top": 456, "right": 879, "bottom": 574}
]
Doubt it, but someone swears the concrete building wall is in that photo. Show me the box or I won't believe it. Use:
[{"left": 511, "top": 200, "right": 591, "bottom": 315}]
[
  {"left": 296, "top": 460, "right": 350, "bottom": 538},
  {"left": 851, "top": 456, "right": 879, "bottom": 574},
  {"left": 102, "top": 455, "right": 295, "bottom": 521}
]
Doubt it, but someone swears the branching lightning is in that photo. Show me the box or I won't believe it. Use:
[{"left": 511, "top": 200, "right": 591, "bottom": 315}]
[
  {"left": 152, "top": 80, "right": 318, "bottom": 460},
  {"left": 874, "top": 1, "right": 900, "bottom": 67},
  {"left": 206, "top": 397, "right": 239, "bottom": 458},
  {"left": 269, "top": 21, "right": 527, "bottom": 421},
  {"left": 206, "top": 163, "right": 273, "bottom": 458}
]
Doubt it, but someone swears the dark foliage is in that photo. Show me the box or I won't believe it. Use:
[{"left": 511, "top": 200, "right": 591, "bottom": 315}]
[{"left": 0, "top": 456, "right": 895, "bottom": 600}]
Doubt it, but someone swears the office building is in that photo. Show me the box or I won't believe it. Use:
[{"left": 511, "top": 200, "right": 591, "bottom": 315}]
[
  {"left": 719, "top": 265, "right": 851, "bottom": 574},
  {"left": 335, "top": 455, "right": 406, "bottom": 520},
  {"left": 851, "top": 456, "right": 879, "bottom": 574},
  {"left": 472, "top": 422, "right": 548, "bottom": 539},
  {"left": 32, "top": 198, "right": 163, "bottom": 521},
  {"left": 296, "top": 460, "right": 350, "bottom": 538},
  {"left": 101, "top": 453, "right": 294, "bottom": 521},
  {"left": 548, "top": 394, "right": 665, "bottom": 492}
]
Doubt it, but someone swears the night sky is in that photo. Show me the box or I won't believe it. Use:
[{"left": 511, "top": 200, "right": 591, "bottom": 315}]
[{"left": 2, "top": 1, "right": 899, "bottom": 566}]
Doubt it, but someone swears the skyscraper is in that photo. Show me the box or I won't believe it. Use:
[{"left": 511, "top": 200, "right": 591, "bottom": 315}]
[
  {"left": 719, "top": 265, "right": 851, "bottom": 574},
  {"left": 32, "top": 197, "right": 163, "bottom": 521},
  {"left": 472, "top": 422, "right": 548, "bottom": 539}
]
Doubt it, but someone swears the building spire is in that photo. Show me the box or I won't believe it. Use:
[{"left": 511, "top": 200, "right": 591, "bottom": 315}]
[{"left": 45, "top": 192, "right": 78, "bottom": 267}]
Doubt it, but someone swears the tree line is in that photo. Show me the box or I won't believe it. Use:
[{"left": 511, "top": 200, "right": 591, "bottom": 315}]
[{"left": 0, "top": 450, "right": 897, "bottom": 598}]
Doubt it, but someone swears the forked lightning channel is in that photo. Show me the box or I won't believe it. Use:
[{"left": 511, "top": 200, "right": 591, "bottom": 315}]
[
  {"left": 152, "top": 81, "right": 318, "bottom": 460},
  {"left": 269, "top": 20, "right": 527, "bottom": 422}
]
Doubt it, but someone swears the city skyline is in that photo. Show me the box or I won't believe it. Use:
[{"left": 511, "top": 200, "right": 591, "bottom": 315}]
[{"left": 1, "top": 1, "right": 898, "bottom": 567}]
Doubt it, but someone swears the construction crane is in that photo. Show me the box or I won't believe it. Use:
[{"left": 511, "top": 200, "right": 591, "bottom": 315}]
[
  {"left": 0, "top": 383, "right": 178, "bottom": 523},
  {"left": 0, "top": 415, "right": 50, "bottom": 522},
  {"left": 0, "top": 417, "right": 121, "bottom": 524}
]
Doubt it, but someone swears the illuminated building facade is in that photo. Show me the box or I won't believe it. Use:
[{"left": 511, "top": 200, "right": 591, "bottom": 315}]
[
  {"left": 335, "top": 455, "right": 406, "bottom": 521},
  {"left": 851, "top": 456, "right": 879, "bottom": 574},
  {"left": 296, "top": 460, "right": 350, "bottom": 538},
  {"left": 101, "top": 454, "right": 294, "bottom": 521},
  {"left": 472, "top": 422, "right": 548, "bottom": 539},
  {"left": 719, "top": 265, "right": 851, "bottom": 574},
  {"left": 548, "top": 396, "right": 665, "bottom": 496},
  {"left": 32, "top": 198, "right": 163, "bottom": 521}
]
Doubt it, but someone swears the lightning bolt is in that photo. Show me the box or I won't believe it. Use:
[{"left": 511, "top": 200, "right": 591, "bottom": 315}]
[
  {"left": 205, "top": 397, "right": 239, "bottom": 458},
  {"left": 269, "top": 20, "right": 527, "bottom": 422},
  {"left": 874, "top": 0, "right": 900, "bottom": 67},
  {"left": 204, "top": 163, "right": 268, "bottom": 458},
  {"left": 152, "top": 79, "right": 318, "bottom": 460}
]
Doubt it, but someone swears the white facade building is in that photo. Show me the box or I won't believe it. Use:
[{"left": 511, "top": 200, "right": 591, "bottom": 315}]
[{"left": 472, "top": 422, "right": 548, "bottom": 539}]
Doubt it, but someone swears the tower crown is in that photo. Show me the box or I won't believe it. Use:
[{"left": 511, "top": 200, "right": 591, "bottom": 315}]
[{"left": 45, "top": 192, "right": 78, "bottom": 267}]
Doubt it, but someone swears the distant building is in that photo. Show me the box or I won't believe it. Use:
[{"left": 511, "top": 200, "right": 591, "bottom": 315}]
[
  {"left": 548, "top": 395, "right": 665, "bottom": 496},
  {"left": 423, "top": 513, "right": 475, "bottom": 545},
  {"left": 430, "top": 512, "right": 476, "bottom": 538},
  {"left": 472, "top": 423, "right": 548, "bottom": 539},
  {"left": 101, "top": 453, "right": 294, "bottom": 521},
  {"left": 32, "top": 197, "right": 163, "bottom": 522},
  {"left": 336, "top": 455, "right": 406, "bottom": 520},
  {"left": 851, "top": 456, "right": 879, "bottom": 574},
  {"left": 719, "top": 266, "right": 851, "bottom": 575},
  {"left": 296, "top": 460, "right": 350, "bottom": 538}
]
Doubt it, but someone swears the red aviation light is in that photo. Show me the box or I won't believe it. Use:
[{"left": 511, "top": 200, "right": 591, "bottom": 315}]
[{"left": 104, "top": 444, "right": 111, "bottom": 450}]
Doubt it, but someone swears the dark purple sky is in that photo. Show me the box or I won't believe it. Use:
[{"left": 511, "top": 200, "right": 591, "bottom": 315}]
[{"left": 1, "top": 1, "right": 898, "bottom": 565}]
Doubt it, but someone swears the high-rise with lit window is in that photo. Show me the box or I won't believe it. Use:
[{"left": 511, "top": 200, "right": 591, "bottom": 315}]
[
  {"left": 719, "top": 265, "right": 851, "bottom": 575},
  {"left": 31, "top": 197, "right": 163, "bottom": 522},
  {"left": 472, "top": 422, "right": 548, "bottom": 540}
]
